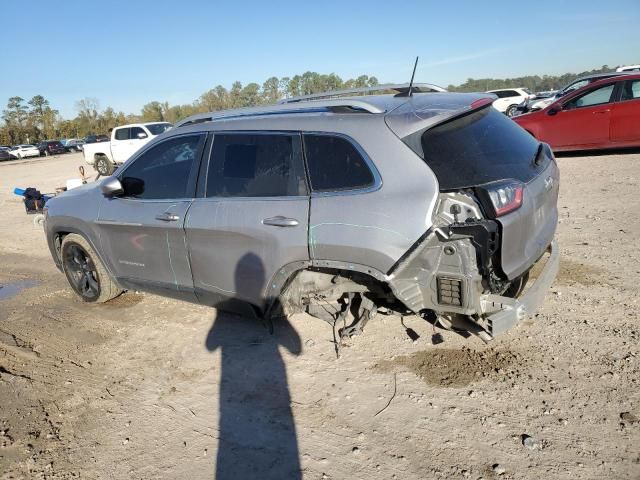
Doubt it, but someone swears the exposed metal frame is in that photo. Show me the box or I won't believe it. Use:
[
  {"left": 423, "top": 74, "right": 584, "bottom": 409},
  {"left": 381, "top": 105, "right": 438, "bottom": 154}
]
[{"left": 277, "top": 83, "right": 446, "bottom": 104}]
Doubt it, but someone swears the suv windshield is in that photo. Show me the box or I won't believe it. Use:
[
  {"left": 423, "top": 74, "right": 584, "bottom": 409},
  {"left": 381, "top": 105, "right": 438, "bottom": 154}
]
[
  {"left": 404, "top": 106, "right": 541, "bottom": 190},
  {"left": 146, "top": 123, "right": 172, "bottom": 135}
]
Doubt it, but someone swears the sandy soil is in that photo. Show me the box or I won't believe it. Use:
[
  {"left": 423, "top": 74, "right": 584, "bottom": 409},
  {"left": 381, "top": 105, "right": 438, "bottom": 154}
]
[{"left": 0, "top": 152, "right": 638, "bottom": 479}]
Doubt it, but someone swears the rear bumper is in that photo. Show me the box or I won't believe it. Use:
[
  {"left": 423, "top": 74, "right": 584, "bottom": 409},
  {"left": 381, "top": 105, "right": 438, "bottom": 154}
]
[{"left": 478, "top": 239, "right": 559, "bottom": 337}]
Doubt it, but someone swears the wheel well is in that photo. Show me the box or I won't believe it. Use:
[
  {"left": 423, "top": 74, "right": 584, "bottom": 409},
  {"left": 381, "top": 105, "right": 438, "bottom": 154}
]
[
  {"left": 273, "top": 266, "right": 403, "bottom": 321},
  {"left": 53, "top": 231, "right": 71, "bottom": 262}
]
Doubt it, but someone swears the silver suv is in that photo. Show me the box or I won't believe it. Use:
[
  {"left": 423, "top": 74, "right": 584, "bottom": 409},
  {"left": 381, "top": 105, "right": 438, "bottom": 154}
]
[{"left": 44, "top": 85, "right": 560, "bottom": 341}]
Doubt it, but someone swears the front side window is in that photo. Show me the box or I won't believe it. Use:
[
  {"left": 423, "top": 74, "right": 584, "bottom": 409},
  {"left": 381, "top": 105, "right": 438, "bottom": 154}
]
[
  {"left": 114, "top": 128, "right": 129, "bottom": 141},
  {"left": 303, "top": 134, "right": 375, "bottom": 192},
  {"left": 206, "top": 133, "right": 307, "bottom": 198},
  {"left": 565, "top": 84, "right": 615, "bottom": 109},
  {"left": 120, "top": 134, "right": 205, "bottom": 200},
  {"left": 130, "top": 127, "right": 146, "bottom": 139}
]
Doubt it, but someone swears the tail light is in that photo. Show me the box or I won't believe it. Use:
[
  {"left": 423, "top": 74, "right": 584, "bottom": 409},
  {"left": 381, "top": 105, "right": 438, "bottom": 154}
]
[{"left": 477, "top": 180, "right": 524, "bottom": 217}]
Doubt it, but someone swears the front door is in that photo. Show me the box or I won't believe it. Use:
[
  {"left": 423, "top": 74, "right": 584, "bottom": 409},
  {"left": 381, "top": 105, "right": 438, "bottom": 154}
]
[
  {"left": 544, "top": 83, "right": 615, "bottom": 148},
  {"left": 95, "top": 133, "right": 207, "bottom": 300},
  {"left": 185, "top": 132, "right": 309, "bottom": 311},
  {"left": 110, "top": 127, "right": 131, "bottom": 163}
]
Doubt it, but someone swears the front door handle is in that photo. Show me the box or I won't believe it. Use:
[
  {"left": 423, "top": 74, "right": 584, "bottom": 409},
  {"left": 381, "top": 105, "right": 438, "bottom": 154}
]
[
  {"left": 155, "top": 213, "right": 180, "bottom": 222},
  {"left": 262, "top": 216, "right": 299, "bottom": 227},
  {"left": 593, "top": 109, "right": 610, "bottom": 114}
]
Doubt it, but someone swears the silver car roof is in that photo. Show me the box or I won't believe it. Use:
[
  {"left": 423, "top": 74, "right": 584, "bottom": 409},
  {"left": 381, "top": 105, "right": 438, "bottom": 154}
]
[{"left": 174, "top": 91, "right": 493, "bottom": 138}]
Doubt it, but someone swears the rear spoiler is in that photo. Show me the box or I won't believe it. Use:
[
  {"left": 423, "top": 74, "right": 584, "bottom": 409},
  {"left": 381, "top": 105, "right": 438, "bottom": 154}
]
[{"left": 384, "top": 94, "right": 495, "bottom": 140}]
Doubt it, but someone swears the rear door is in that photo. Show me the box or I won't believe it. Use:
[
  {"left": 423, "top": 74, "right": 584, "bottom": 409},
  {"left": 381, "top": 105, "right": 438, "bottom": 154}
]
[
  {"left": 610, "top": 79, "right": 640, "bottom": 145},
  {"left": 544, "top": 83, "right": 616, "bottom": 148},
  {"left": 95, "top": 133, "right": 206, "bottom": 300},
  {"left": 185, "top": 132, "right": 309, "bottom": 310}
]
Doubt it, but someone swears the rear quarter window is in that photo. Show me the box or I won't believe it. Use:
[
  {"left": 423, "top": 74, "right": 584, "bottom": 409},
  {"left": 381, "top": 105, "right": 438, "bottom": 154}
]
[
  {"left": 406, "top": 107, "right": 542, "bottom": 190},
  {"left": 303, "top": 134, "right": 375, "bottom": 192}
]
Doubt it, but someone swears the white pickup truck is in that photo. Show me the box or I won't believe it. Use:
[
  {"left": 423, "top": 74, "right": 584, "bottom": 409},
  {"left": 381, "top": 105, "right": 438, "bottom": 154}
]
[{"left": 83, "top": 122, "right": 172, "bottom": 175}]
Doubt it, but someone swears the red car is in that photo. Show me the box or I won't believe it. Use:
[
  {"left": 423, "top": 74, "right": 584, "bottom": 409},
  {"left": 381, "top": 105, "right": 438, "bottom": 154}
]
[{"left": 514, "top": 74, "right": 640, "bottom": 151}]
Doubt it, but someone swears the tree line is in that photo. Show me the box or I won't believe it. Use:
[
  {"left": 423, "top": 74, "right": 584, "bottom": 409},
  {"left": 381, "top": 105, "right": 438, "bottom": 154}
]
[{"left": 0, "top": 65, "right": 618, "bottom": 145}]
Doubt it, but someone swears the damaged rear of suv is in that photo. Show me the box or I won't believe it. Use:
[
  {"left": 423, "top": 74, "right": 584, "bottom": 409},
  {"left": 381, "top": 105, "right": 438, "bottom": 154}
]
[
  {"left": 384, "top": 99, "right": 559, "bottom": 339},
  {"left": 44, "top": 85, "right": 559, "bottom": 343}
]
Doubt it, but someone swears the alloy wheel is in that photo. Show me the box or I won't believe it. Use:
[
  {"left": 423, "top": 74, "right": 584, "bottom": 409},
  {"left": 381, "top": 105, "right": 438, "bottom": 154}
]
[{"left": 63, "top": 244, "right": 100, "bottom": 299}]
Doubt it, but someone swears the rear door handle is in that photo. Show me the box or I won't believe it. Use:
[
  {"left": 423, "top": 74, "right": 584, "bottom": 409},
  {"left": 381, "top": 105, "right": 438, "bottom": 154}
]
[
  {"left": 593, "top": 109, "right": 610, "bottom": 114},
  {"left": 262, "top": 216, "right": 299, "bottom": 227},
  {"left": 155, "top": 213, "right": 180, "bottom": 222}
]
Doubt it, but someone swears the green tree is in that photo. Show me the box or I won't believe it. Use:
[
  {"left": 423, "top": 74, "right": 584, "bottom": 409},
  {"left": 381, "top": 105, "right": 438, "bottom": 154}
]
[{"left": 141, "top": 101, "right": 165, "bottom": 122}]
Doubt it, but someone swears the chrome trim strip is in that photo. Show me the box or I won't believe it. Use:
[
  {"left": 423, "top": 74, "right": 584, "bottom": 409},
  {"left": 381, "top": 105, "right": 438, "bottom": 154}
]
[{"left": 95, "top": 220, "right": 143, "bottom": 227}]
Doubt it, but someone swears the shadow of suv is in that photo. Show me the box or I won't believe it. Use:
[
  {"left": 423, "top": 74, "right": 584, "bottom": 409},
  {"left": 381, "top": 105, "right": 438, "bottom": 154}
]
[{"left": 43, "top": 85, "right": 559, "bottom": 342}]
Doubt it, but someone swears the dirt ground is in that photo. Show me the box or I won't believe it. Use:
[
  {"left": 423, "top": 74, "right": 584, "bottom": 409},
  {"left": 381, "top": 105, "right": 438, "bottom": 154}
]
[{"left": 0, "top": 152, "right": 638, "bottom": 479}]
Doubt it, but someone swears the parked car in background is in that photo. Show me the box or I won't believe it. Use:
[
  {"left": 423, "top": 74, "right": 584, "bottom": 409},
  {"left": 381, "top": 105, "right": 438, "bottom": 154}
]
[
  {"left": 486, "top": 88, "right": 535, "bottom": 117},
  {"left": 83, "top": 134, "right": 109, "bottom": 144},
  {"left": 527, "top": 72, "right": 635, "bottom": 112},
  {"left": 37, "top": 140, "right": 66, "bottom": 156},
  {"left": 83, "top": 122, "right": 173, "bottom": 175},
  {"left": 45, "top": 88, "right": 559, "bottom": 343},
  {"left": 62, "top": 139, "right": 84, "bottom": 152},
  {"left": 9, "top": 145, "right": 40, "bottom": 159},
  {"left": 616, "top": 65, "right": 640, "bottom": 72},
  {"left": 0, "top": 147, "right": 15, "bottom": 161},
  {"left": 514, "top": 74, "right": 640, "bottom": 151}
]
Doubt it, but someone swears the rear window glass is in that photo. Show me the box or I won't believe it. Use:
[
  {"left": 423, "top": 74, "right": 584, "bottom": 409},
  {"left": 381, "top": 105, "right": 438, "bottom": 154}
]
[
  {"left": 146, "top": 123, "right": 172, "bottom": 135},
  {"left": 303, "top": 134, "right": 374, "bottom": 192},
  {"left": 407, "top": 107, "right": 541, "bottom": 190}
]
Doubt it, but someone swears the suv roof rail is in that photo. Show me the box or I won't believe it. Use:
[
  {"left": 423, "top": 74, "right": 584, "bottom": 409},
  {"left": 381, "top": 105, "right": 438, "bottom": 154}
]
[
  {"left": 278, "top": 83, "right": 446, "bottom": 104},
  {"left": 174, "top": 99, "right": 385, "bottom": 128}
]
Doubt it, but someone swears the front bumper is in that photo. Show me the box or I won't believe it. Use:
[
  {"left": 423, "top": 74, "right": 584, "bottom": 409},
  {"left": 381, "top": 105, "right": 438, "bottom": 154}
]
[{"left": 477, "top": 239, "right": 559, "bottom": 337}]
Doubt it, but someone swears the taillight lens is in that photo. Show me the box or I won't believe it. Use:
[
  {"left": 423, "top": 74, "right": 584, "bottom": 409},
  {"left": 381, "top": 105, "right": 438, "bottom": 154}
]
[{"left": 479, "top": 180, "right": 524, "bottom": 217}]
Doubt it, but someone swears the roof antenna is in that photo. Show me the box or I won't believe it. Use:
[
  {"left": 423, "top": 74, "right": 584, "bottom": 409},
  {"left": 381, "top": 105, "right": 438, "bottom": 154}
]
[{"left": 407, "top": 56, "right": 419, "bottom": 97}]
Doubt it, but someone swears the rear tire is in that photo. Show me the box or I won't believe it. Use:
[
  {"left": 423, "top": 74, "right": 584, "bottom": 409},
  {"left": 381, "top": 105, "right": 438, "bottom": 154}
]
[
  {"left": 61, "top": 234, "right": 122, "bottom": 303},
  {"left": 95, "top": 156, "right": 115, "bottom": 176}
]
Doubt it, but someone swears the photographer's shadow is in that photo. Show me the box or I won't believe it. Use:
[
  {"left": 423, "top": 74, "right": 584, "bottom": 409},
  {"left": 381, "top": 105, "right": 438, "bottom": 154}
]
[{"left": 205, "top": 253, "right": 302, "bottom": 479}]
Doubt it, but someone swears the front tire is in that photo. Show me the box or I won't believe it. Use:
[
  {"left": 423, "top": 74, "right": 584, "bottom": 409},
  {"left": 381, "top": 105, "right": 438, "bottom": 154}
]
[
  {"left": 95, "top": 156, "right": 115, "bottom": 176},
  {"left": 505, "top": 104, "right": 518, "bottom": 117},
  {"left": 61, "top": 234, "right": 122, "bottom": 303}
]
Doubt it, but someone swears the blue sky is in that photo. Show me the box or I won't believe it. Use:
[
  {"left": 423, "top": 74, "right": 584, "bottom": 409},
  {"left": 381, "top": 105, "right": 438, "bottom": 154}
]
[{"left": 2, "top": 0, "right": 639, "bottom": 118}]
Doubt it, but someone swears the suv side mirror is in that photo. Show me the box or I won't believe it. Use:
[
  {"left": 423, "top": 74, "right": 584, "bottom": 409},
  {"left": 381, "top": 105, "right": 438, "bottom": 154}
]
[
  {"left": 547, "top": 106, "right": 560, "bottom": 116},
  {"left": 101, "top": 177, "right": 124, "bottom": 197},
  {"left": 137, "top": 132, "right": 148, "bottom": 139}
]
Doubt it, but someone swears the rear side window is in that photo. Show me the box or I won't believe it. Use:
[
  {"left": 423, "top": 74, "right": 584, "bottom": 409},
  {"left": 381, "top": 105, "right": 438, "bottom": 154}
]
[
  {"left": 206, "top": 133, "right": 307, "bottom": 197},
  {"left": 303, "top": 134, "right": 374, "bottom": 192},
  {"left": 621, "top": 80, "right": 640, "bottom": 101},
  {"left": 120, "top": 134, "right": 205, "bottom": 199},
  {"left": 114, "top": 128, "right": 129, "bottom": 140},
  {"left": 407, "top": 107, "right": 541, "bottom": 190}
]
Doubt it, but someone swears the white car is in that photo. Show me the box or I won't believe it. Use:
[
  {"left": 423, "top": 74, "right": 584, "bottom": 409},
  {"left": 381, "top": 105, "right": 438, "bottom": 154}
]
[
  {"left": 616, "top": 64, "right": 640, "bottom": 72},
  {"left": 9, "top": 144, "right": 40, "bottom": 159},
  {"left": 486, "top": 88, "right": 535, "bottom": 117},
  {"left": 83, "top": 122, "right": 172, "bottom": 176}
]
